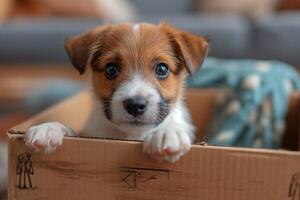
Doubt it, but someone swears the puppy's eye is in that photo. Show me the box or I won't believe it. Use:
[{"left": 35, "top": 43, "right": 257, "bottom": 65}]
[
  {"left": 154, "top": 63, "right": 169, "bottom": 79},
  {"left": 104, "top": 63, "right": 119, "bottom": 79}
]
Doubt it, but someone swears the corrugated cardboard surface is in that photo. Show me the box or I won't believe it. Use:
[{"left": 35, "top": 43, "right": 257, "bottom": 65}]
[{"left": 7, "top": 90, "right": 300, "bottom": 200}]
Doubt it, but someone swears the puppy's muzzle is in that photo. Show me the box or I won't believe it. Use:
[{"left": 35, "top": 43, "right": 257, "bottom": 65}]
[{"left": 123, "top": 96, "right": 148, "bottom": 117}]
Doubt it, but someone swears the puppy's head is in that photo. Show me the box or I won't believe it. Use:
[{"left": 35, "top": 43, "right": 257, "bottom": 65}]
[{"left": 65, "top": 22, "right": 208, "bottom": 133}]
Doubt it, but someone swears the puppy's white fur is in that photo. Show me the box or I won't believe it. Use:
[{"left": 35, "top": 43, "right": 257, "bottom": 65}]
[
  {"left": 111, "top": 74, "right": 161, "bottom": 133},
  {"left": 25, "top": 122, "right": 74, "bottom": 153},
  {"left": 133, "top": 23, "right": 140, "bottom": 33},
  {"left": 24, "top": 78, "right": 194, "bottom": 161},
  {"left": 143, "top": 100, "right": 195, "bottom": 162}
]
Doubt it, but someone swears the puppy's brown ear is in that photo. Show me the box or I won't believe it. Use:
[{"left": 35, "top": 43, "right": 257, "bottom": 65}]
[
  {"left": 160, "top": 23, "right": 209, "bottom": 74},
  {"left": 64, "top": 25, "right": 110, "bottom": 74}
]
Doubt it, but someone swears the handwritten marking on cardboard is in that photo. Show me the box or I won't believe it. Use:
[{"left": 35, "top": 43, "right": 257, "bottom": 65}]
[
  {"left": 16, "top": 152, "right": 34, "bottom": 189},
  {"left": 288, "top": 172, "right": 300, "bottom": 200},
  {"left": 120, "top": 167, "right": 169, "bottom": 189}
]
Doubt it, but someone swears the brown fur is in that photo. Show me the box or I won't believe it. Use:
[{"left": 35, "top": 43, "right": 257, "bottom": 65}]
[{"left": 65, "top": 22, "right": 208, "bottom": 105}]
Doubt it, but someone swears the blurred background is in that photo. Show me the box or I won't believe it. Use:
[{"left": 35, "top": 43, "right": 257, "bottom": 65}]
[
  {"left": 1, "top": 0, "right": 300, "bottom": 133},
  {"left": 1, "top": 0, "right": 300, "bottom": 198}
]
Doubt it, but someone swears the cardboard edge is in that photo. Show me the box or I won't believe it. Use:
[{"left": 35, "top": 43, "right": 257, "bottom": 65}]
[
  {"left": 7, "top": 133, "right": 300, "bottom": 157},
  {"left": 61, "top": 137, "right": 300, "bottom": 156}
]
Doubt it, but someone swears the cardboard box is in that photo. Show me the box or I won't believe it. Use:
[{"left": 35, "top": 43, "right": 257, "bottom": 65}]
[{"left": 7, "top": 89, "right": 300, "bottom": 200}]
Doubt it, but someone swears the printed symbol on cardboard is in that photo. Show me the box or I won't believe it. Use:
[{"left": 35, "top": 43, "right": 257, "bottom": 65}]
[
  {"left": 16, "top": 152, "right": 34, "bottom": 189},
  {"left": 120, "top": 167, "right": 169, "bottom": 189},
  {"left": 288, "top": 172, "right": 300, "bottom": 200}
]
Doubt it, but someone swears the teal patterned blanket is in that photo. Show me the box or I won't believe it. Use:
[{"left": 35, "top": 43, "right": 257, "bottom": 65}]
[{"left": 188, "top": 58, "right": 300, "bottom": 149}]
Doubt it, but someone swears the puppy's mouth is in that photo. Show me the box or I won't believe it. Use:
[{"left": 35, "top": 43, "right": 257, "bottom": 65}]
[{"left": 121, "top": 119, "right": 156, "bottom": 126}]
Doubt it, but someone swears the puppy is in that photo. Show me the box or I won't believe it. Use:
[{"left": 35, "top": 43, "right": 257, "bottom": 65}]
[{"left": 24, "top": 22, "right": 208, "bottom": 162}]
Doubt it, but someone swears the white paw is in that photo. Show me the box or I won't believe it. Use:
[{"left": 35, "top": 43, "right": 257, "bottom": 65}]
[
  {"left": 25, "top": 122, "right": 73, "bottom": 154},
  {"left": 143, "top": 130, "right": 191, "bottom": 163}
]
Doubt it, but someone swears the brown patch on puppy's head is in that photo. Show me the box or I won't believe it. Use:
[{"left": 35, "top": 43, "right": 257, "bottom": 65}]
[
  {"left": 159, "top": 22, "right": 209, "bottom": 74},
  {"left": 64, "top": 25, "right": 111, "bottom": 75},
  {"left": 64, "top": 22, "right": 208, "bottom": 131}
]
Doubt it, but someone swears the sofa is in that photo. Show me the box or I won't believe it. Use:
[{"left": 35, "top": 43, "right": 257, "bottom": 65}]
[{"left": 0, "top": 0, "right": 300, "bottom": 66}]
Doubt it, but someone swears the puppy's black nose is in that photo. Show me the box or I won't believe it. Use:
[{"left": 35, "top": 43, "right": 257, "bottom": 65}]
[{"left": 123, "top": 96, "right": 148, "bottom": 117}]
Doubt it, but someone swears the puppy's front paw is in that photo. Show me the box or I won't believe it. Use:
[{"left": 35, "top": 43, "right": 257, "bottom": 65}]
[
  {"left": 25, "top": 122, "right": 73, "bottom": 154},
  {"left": 143, "top": 130, "right": 191, "bottom": 162}
]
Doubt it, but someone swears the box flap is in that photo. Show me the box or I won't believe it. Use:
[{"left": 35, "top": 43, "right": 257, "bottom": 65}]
[{"left": 282, "top": 92, "right": 300, "bottom": 150}]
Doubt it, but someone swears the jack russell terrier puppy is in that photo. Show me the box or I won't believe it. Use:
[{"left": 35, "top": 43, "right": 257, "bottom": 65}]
[{"left": 24, "top": 22, "right": 208, "bottom": 162}]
